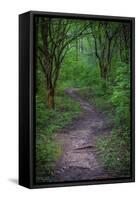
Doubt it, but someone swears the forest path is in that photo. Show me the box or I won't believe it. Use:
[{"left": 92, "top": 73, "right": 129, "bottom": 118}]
[{"left": 51, "top": 88, "right": 112, "bottom": 182}]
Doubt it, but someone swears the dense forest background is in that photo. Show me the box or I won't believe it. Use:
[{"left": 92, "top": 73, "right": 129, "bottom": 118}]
[{"left": 35, "top": 17, "right": 131, "bottom": 183}]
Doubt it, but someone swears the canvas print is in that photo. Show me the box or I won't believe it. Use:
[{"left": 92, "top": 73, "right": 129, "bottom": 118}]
[{"left": 35, "top": 16, "right": 132, "bottom": 184}]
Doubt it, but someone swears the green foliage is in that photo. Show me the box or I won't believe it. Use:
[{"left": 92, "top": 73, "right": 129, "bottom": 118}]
[
  {"left": 59, "top": 48, "right": 100, "bottom": 88},
  {"left": 36, "top": 135, "right": 61, "bottom": 181},
  {"left": 36, "top": 95, "right": 47, "bottom": 128},
  {"left": 96, "top": 129, "right": 131, "bottom": 177},
  {"left": 109, "top": 62, "right": 130, "bottom": 128}
]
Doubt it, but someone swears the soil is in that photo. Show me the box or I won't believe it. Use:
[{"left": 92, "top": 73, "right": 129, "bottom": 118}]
[{"left": 50, "top": 88, "right": 113, "bottom": 182}]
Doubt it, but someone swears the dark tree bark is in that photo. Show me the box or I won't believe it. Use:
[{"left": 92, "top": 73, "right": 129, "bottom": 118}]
[
  {"left": 89, "top": 21, "right": 119, "bottom": 80},
  {"left": 47, "top": 88, "right": 55, "bottom": 109},
  {"left": 119, "top": 23, "right": 130, "bottom": 64}
]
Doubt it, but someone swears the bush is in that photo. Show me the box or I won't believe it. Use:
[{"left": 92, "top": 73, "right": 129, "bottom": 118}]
[
  {"left": 96, "top": 129, "right": 131, "bottom": 177},
  {"left": 109, "top": 62, "right": 130, "bottom": 128},
  {"left": 59, "top": 48, "right": 100, "bottom": 88}
]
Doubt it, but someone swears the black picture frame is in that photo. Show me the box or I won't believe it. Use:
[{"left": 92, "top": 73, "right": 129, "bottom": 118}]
[{"left": 19, "top": 10, "right": 135, "bottom": 189}]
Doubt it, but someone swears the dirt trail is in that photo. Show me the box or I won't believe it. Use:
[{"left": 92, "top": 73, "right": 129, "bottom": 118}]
[{"left": 51, "top": 88, "right": 112, "bottom": 182}]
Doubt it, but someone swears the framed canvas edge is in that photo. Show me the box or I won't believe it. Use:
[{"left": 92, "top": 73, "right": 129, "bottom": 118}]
[
  {"left": 27, "top": 10, "right": 135, "bottom": 20},
  {"left": 19, "top": 11, "right": 135, "bottom": 189}
]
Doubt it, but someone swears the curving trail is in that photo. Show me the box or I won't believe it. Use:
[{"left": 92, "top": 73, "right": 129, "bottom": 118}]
[{"left": 51, "top": 88, "right": 112, "bottom": 182}]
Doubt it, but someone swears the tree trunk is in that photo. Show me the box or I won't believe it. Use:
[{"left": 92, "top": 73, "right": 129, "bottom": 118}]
[
  {"left": 47, "top": 88, "right": 55, "bottom": 109},
  {"left": 100, "top": 64, "right": 108, "bottom": 80},
  {"left": 99, "top": 64, "right": 108, "bottom": 90},
  {"left": 76, "top": 39, "right": 79, "bottom": 61}
]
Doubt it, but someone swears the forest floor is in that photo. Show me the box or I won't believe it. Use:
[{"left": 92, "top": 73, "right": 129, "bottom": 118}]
[{"left": 50, "top": 88, "right": 114, "bottom": 182}]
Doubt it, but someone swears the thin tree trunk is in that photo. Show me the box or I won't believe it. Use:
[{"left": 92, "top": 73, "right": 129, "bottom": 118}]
[
  {"left": 47, "top": 88, "right": 55, "bottom": 109},
  {"left": 99, "top": 64, "right": 108, "bottom": 90},
  {"left": 76, "top": 39, "right": 78, "bottom": 61},
  {"left": 100, "top": 63, "right": 108, "bottom": 80}
]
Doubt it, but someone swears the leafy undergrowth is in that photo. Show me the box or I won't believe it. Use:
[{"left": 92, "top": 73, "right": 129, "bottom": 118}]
[
  {"left": 36, "top": 89, "right": 81, "bottom": 183},
  {"left": 96, "top": 130, "right": 131, "bottom": 177},
  {"left": 77, "top": 86, "right": 131, "bottom": 178}
]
